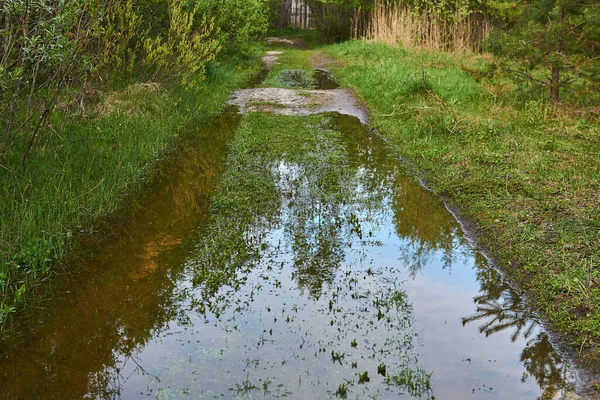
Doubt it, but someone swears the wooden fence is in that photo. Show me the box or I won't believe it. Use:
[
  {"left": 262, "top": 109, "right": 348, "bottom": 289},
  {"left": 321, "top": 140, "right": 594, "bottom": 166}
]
[{"left": 278, "top": 0, "right": 311, "bottom": 29}]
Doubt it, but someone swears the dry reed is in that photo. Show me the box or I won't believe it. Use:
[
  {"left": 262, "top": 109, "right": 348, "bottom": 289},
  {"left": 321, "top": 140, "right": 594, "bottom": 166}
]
[{"left": 361, "top": 0, "right": 489, "bottom": 53}]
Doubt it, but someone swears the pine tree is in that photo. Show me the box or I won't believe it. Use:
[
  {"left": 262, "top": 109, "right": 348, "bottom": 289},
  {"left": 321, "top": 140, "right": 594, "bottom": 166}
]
[{"left": 487, "top": 0, "right": 600, "bottom": 103}]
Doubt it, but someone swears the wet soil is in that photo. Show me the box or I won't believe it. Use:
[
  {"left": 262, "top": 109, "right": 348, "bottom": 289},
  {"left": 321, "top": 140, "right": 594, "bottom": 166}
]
[
  {"left": 229, "top": 87, "right": 368, "bottom": 123},
  {"left": 263, "top": 51, "right": 283, "bottom": 69}
]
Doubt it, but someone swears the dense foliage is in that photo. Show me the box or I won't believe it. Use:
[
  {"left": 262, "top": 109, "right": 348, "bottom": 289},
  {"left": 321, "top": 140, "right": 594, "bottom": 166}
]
[
  {"left": 0, "top": 0, "right": 270, "bottom": 163},
  {"left": 0, "top": 0, "right": 270, "bottom": 326}
]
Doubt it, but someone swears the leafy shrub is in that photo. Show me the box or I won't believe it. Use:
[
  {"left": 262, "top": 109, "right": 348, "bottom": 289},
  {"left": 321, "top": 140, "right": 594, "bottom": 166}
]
[{"left": 200, "top": 0, "right": 270, "bottom": 55}]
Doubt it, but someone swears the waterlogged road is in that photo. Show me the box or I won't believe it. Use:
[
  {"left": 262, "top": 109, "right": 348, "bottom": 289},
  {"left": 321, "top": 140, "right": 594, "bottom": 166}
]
[{"left": 0, "top": 58, "right": 579, "bottom": 399}]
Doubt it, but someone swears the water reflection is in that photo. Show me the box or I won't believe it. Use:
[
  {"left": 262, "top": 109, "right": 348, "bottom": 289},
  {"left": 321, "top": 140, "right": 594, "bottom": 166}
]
[
  {"left": 521, "top": 333, "right": 568, "bottom": 400},
  {"left": 461, "top": 266, "right": 571, "bottom": 399},
  {"left": 282, "top": 115, "right": 393, "bottom": 298},
  {"left": 463, "top": 268, "right": 538, "bottom": 342},
  {"left": 334, "top": 113, "right": 572, "bottom": 398}
]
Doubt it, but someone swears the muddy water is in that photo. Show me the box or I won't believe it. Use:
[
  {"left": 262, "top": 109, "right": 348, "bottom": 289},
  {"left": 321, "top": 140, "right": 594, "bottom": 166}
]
[
  {"left": 0, "top": 105, "right": 576, "bottom": 399},
  {"left": 314, "top": 69, "right": 339, "bottom": 90}
]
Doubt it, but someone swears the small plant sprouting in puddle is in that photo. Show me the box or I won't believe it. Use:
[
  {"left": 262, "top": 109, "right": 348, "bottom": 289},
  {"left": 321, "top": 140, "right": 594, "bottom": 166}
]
[
  {"left": 351, "top": 338, "right": 358, "bottom": 348},
  {"left": 331, "top": 350, "right": 346, "bottom": 365},
  {"left": 232, "top": 375, "right": 259, "bottom": 397},
  {"left": 358, "top": 371, "right": 370, "bottom": 384},
  {"left": 262, "top": 377, "right": 273, "bottom": 395},
  {"left": 335, "top": 382, "right": 349, "bottom": 399},
  {"left": 378, "top": 363, "right": 387, "bottom": 377},
  {"left": 387, "top": 365, "right": 434, "bottom": 398}
]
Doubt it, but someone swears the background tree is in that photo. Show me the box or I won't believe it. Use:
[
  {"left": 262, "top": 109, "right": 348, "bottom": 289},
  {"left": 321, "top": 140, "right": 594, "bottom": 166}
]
[{"left": 486, "top": 0, "right": 600, "bottom": 103}]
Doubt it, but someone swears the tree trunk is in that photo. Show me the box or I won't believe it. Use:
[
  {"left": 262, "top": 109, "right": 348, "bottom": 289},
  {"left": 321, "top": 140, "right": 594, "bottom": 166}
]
[
  {"left": 279, "top": 0, "right": 291, "bottom": 28},
  {"left": 550, "top": 65, "right": 560, "bottom": 103}
]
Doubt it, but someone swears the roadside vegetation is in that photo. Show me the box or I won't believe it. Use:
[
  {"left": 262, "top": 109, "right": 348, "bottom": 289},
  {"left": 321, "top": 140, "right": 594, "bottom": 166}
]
[{"left": 0, "top": 0, "right": 278, "bottom": 326}]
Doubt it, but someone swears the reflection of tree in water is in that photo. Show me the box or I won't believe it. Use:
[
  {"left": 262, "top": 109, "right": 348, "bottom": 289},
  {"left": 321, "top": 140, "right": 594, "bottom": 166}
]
[
  {"left": 392, "top": 175, "right": 464, "bottom": 277},
  {"left": 284, "top": 113, "right": 470, "bottom": 294},
  {"left": 462, "top": 266, "right": 537, "bottom": 342},
  {"left": 521, "top": 333, "right": 567, "bottom": 400},
  {"left": 280, "top": 151, "right": 374, "bottom": 297},
  {"left": 282, "top": 115, "right": 395, "bottom": 298},
  {"left": 283, "top": 176, "right": 347, "bottom": 298},
  {"left": 330, "top": 113, "right": 468, "bottom": 279},
  {"left": 462, "top": 263, "right": 568, "bottom": 399}
]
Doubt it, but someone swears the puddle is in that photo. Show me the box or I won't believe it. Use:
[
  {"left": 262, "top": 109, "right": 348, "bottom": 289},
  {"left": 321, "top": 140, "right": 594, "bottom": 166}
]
[
  {"left": 277, "top": 69, "right": 315, "bottom": 88},
  {"left": 0, "top": 40, "right": 586, "bottom": 399},
  {"left": 267, "top": 69, "right": 339, "bottom": 90},
  {"left": 0, "top": 109, "right": 579, "bottom": 399},
  {"left": 314, "top": 69, "right": 339, "bottom": 89}
]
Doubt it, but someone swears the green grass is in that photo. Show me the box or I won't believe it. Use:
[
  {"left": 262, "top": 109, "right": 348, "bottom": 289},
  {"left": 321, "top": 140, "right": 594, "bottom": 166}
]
[
  {"left": 322, "top": 40, "right": 600, "bottom": 368},
  {"left": 0, "top": 53, "right": 263, "bottom": 326}
]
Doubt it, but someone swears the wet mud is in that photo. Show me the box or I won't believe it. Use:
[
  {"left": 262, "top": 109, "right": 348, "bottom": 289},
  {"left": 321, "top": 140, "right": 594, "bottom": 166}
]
[{"left": 228, "top": 87, "right": 368, "bottom": 123}]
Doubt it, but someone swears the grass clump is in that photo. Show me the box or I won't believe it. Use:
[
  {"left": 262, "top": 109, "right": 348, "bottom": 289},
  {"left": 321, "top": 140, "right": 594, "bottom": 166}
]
[
  {"left": 276, "top": 69, "right": 315, "bottom": 89},
  {"left": 262, "top": 48, "right": 314, "bottom": 88},
  {"left": 325, "top": 39, "right": 600, "bottom": 368}
]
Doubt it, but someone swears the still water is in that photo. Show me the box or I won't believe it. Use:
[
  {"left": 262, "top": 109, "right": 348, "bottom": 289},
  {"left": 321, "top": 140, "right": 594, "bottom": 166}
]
[{"left": 0, "top": 109, "right": 574, "bottom": 399}]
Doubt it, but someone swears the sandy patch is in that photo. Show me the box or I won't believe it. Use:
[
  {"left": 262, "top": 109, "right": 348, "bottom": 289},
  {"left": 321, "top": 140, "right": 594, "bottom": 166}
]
[{"left": 265, "top": 37, "right": 306, "bottom": 49}]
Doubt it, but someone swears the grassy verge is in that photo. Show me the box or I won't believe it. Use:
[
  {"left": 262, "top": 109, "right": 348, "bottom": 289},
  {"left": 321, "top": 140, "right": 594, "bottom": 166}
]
[
  {"left": 323, "top": 40, "right": 600, "bottom": 370},
  {"left": 0, "top": 54, "right": 263, "bottom": 326}
]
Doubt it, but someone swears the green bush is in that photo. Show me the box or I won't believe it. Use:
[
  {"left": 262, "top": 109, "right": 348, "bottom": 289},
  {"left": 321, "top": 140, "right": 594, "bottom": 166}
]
[{"left": 200, "top": 0, "right": 270, "bottom": 55}]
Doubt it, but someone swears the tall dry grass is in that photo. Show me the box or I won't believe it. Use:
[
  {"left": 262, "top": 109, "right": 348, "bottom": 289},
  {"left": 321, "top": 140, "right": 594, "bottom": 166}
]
[{"left": 361, "top": 0, "right": 489, "bottom": 53}]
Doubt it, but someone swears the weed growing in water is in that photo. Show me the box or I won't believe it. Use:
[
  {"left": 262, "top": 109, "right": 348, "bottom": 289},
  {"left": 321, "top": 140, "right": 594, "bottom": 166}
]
[
  {"left": 335, "top": 382, "right": 349, "bottom": 399},
  {"left": 331, "top": 350, "right": 346, "bottom": 365},
  {"left": 387, "top": 364, "right": 434, "bottom": 398},
  {"left": 358, "top": 371, "right": 370, "bottom": 384},
  {"left": 232, "top": 376, "right": 259, "bottom": 397}
]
